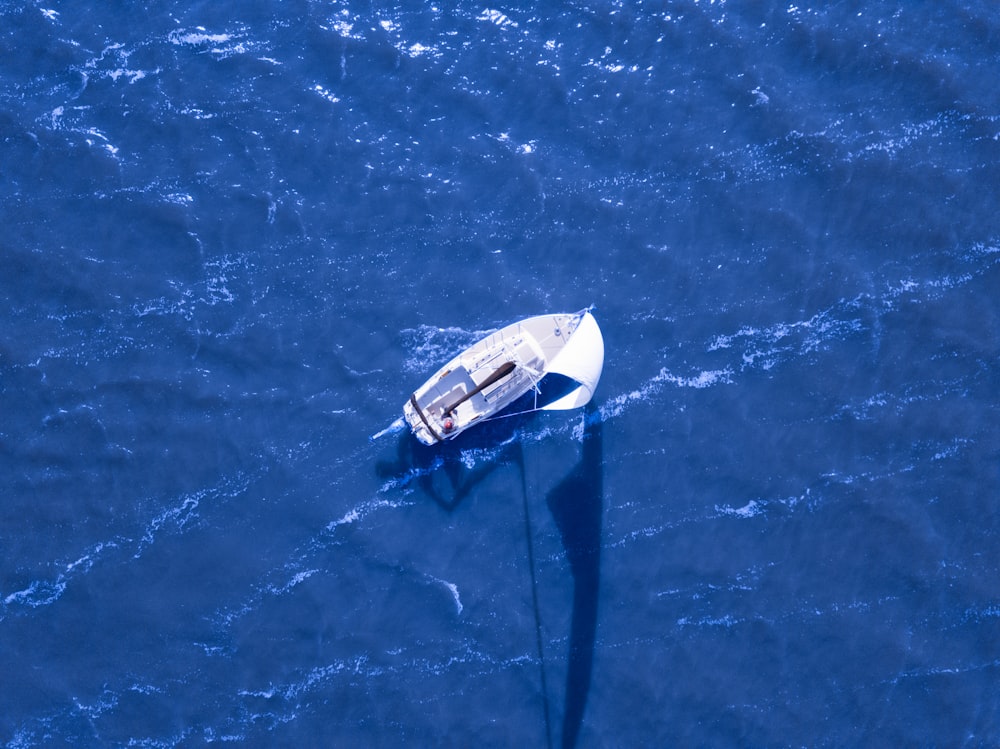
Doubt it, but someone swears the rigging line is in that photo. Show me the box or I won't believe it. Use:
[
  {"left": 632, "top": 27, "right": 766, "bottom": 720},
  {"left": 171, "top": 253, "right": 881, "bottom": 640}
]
[
  {"left": 481, "top": 404, "right": 545, "bottom": 424},
  {"left": 518, "top": 440, "right": 553, "bottom": 749}
]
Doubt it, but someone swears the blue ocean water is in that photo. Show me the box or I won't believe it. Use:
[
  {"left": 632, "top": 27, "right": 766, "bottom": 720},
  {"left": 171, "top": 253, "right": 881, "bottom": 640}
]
[{"left": 2, "top": 1, "right": 999, "bottom": 745}]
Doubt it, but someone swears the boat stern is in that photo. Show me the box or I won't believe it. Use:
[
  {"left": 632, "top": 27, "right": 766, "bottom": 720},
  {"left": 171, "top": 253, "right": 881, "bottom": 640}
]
[{"left": 403, "top": 395, "right": 443, "bottom": 446}]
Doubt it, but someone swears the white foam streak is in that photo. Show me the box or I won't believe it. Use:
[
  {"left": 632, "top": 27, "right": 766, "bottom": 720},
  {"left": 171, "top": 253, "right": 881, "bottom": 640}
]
[
  {"left": 478, "top": 9, "right": 518, "bottom": 28},
  {"left": 609, "top": 489, "right": 816, "bottom": 551},
  {"left": 240, "top": 641, "right": 531, "bottom": 710},
  {"left": 169, "top": 30, "right": 235, "bottom": 47},
  {"left": 426, "top": 575, "right": 463, "bottom": 615},
  {"left": 676, "top": 614, "right": 743, "bottom": 628},
  {"left": 1, "top": 474, "right": 250, "bottom": 616},
  {"left": 268, "top": 569, "right": 318, "bottom": 597},
  {"left": 167, "top": 27, "right": 258, "bottom": 59},
  {"left": 2, "top": 540, "right": 119, "bottom": 615},
  {"left": 214, "top": 482, "right": 416, "bottom": 631},
  {"left": 716, "top": 500, "right": 764, "bottom": 518},
  {"left": 886, "top": 657, "right": 1000, "bottom": 686},
  {"left": 327, "top": 497, "right": 409, "bottom": 530},
  {"left": 708, "top": 306, "right": 864, "bottom": 366},
  {"left": 600, "top": 366, "right": 732, "bottom": 421}
]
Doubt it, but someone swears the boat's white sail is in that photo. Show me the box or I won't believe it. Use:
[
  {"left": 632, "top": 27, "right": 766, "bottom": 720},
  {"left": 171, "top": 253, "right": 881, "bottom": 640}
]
[{"left": 540, "top": 311, "right": 605, "bottom": 411}]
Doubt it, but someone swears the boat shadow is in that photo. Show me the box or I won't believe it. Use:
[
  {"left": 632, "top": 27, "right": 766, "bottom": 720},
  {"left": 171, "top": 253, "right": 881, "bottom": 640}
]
[
  {"left": 373, "top": 405, "right": 604, "bottom": 749},
  {"left": 544, "top": 405, "right": 602, "bottom": 749},
  {"left": 375, "top": 410, "right": 533, "bottom": 511}
]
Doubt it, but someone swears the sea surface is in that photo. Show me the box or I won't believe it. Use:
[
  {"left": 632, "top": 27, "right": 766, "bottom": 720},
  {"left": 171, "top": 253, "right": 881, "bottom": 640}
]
[{"left": 2, "top": 1, "right": 999, "bottom": 746}]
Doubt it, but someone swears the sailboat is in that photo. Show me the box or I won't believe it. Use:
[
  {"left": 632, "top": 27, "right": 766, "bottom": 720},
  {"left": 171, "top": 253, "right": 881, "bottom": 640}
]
[{"left": 395, "top": 308, "right": 605, "bottom": 445}]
